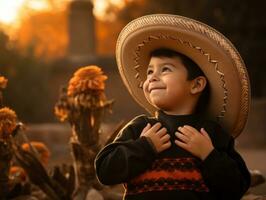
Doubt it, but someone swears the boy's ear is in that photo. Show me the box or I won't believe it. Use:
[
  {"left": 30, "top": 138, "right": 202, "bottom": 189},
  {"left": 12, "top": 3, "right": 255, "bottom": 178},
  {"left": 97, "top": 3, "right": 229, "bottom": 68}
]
[{"left": 190, "top": 76, "right": 207, "bottom": 94}]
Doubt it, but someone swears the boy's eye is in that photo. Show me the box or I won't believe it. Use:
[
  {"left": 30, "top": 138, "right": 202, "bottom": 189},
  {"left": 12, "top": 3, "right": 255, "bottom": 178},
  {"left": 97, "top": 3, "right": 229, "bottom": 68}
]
[
  {"left": 162, "top": 66, "right": 172, "bottom": 72},
  {"left": 147, "top": 69, "right": 153, "bottom": 75}
]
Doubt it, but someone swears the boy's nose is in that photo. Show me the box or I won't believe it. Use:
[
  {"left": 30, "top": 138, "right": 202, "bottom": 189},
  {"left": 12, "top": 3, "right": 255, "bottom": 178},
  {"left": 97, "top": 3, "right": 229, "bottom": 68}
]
[{"left": 148, "top": 73, "right": 160, "bottom": 82}]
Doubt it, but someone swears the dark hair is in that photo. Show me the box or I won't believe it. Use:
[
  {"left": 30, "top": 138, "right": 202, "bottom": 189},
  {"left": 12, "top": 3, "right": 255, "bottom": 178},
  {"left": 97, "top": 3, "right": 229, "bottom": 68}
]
[{"left": 150, "top": 48, "right": 210, "bottom": 114}]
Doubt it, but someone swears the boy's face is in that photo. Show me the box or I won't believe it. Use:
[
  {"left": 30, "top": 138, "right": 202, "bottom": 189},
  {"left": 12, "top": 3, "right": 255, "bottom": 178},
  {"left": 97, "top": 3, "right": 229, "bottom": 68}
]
[{"left": 143, "top": 56, "right": 194, "bottom": 113}]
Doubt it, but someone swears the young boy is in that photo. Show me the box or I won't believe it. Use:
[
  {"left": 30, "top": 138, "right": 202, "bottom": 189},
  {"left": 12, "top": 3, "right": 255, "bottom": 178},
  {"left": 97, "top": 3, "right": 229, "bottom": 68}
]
[{"left": 95, "top": 14, "right": 251, "bottom": 200}]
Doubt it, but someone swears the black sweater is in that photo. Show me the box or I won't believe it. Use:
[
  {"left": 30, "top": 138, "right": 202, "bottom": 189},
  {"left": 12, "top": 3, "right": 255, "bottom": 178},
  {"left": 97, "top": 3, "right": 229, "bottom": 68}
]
[{"left": 95, "top": 111, "right": 250, "bottom": 200}]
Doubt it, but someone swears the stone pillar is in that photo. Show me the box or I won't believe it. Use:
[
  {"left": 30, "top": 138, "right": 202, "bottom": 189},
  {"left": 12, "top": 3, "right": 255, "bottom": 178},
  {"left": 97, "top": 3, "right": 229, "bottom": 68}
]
[{"left": 68, "top": 0, "right": 96, "bottom": 62}]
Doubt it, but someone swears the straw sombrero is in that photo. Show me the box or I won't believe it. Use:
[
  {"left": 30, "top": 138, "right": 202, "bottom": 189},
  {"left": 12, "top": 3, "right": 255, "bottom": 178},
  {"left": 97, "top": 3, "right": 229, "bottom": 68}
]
[{"left": 116, "top": 14, "right": 250, "bottom": 137}]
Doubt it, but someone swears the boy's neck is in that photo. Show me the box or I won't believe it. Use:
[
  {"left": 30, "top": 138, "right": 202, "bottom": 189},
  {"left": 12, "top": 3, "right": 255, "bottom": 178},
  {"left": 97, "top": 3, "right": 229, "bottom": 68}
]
[{"left": 161, "top": 97, "right": 199, "bottom": 116}]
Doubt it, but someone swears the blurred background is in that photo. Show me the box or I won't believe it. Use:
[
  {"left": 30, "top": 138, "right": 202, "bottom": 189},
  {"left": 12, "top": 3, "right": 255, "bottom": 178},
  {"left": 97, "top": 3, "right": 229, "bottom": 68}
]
[{"left": 0, "top": 0, "right": 266, "bottom": 195}]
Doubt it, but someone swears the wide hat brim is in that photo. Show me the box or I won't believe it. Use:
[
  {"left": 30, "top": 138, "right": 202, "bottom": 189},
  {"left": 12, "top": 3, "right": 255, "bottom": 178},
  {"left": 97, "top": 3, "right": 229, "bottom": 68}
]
[{"left": 116, "top": 14, "right": 250, "bottom": 137}]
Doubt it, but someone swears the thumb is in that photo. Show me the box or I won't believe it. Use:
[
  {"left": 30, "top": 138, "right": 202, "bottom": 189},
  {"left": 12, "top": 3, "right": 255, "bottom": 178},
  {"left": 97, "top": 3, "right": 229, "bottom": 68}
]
[
  {"left": 141, "top": 123, "right": 151, "bottom": 136},
  {"left": 145, "top": 123, "right": 151, "bottom": 131}
]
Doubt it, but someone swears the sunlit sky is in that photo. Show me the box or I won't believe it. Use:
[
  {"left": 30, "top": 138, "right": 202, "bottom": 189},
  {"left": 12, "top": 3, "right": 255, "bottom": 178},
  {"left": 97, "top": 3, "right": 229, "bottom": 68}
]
[
  {"left": 0, "top": 0, "right": 130, "bottom": 58},
  {"left": 93, "top": 0, "right": 126, "bottom": 20},
  {"left": 0, "top": 0, "right": 127, "bottom": 27},
  {"left": 0, "top": 0, "right": 23, "bottom": 24},
  {"left": 0, "top": 0, "right": 53, "bottom": 26}
]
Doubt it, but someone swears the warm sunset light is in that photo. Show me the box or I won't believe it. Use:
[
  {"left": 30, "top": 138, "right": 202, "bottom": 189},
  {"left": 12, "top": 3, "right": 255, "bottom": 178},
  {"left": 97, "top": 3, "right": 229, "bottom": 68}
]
[
  {"left": 0, "top": 0, "right": 25, "bottom": 25},
  {"left": 93, "top": 0, "right": 130, "bottom": 21},
  {"left": 0, "top": 0, "right": 131, "bottom": 59},
  {"left": 0, "top": 0, "right": 130, "bottom": 26},
  {"left": 0, "top": 0, "right": 66, "bottom": 27}
]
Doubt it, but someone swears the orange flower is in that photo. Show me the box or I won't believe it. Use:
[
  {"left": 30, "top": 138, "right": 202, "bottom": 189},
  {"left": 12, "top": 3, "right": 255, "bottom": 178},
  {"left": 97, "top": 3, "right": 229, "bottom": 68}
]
[
  {"left": 55, "top": 66, "right": 110, "bottom": 122},
  {"left": 0, "top": 76, "right": 8, "bottom": 89},
  {"left": 22, "top": 142, "right": 50, "bottom": 166},
  {"left": 0, "top": 107, "right": 17, "bottom": 140},
  {"left": 54, "top": 106, "right": 68, "bottom": 122},
  {"left": 67, "top": 66, "right": 107, "bottom": 96},
  {"left": 9, "top": 166, "right": 27, "bottom": 182}
]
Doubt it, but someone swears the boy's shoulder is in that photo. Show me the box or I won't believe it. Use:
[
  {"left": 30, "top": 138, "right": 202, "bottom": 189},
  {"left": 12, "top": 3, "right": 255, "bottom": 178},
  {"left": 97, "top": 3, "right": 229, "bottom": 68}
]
[
  {"left": 123, "top": 114, "right": 160, "bottom": 133},
  {"left": 114, "top": 114, "right": 156, "bottom": 140},
  {"left": 200, "top": 118, "right": 232, "bottom": 149},
  {"left": 127, "top": 114, "right": 158, "bottom": 126},
  {"left": 200, "top": 118, "right": 222, "bottom": 130}
]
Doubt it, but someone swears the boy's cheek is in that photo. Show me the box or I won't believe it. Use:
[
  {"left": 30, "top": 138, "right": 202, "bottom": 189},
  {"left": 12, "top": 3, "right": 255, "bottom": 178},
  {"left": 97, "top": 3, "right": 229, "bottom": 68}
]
[
  {"left": 144, "top": 93, "right": 151, "bottom": 104},
  {"left": 142, "top": 80, "right": 148, "bottom": 90},
  {"left": 142, "top": 82, "right": 150, "bottom": 94}
]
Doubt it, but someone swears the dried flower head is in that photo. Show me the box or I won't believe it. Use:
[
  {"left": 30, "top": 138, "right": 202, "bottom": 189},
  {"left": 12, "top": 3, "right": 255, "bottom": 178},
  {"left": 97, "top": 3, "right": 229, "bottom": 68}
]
[
  {"left": 0, "top": 107, "right": 17, "bottom": 140},
  {"left": 54, "top": 87, "right": 69, "bottom": 121},
  {"left": 0, "top": 76, "right": 8, "bottom": 89},
  {"left": 22, "top": 141, "right": 50, "bottom": 165},
  {"left": 67, "top": 65, "right": 107, "bottom": 96},
  {"left": 54, "top": 66, "right": 112, "bottom": 123},
  {"left": 54, "top": 106, "right": 68, "bottom": 122},
  {"left": 9, "top": 166, "right": 27, "bottom": 182},
  {"left": 66, "top": 65, "right": 109, "bottom": 109}
]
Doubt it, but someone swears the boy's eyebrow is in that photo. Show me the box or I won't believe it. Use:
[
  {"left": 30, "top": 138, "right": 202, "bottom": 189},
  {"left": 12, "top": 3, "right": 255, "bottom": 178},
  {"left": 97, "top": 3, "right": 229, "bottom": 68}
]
[
  {"left": 147, "top": 62, "right": 176, "bottom": 72},
  {"left": 148, "top": 62, "right": 175, "bottom": 68},
  {"left": 159, "top": 62, "right": 176, "bottom": 67},
  {"left": 147, "top": 65, "right": 153, "bottom": 69}
]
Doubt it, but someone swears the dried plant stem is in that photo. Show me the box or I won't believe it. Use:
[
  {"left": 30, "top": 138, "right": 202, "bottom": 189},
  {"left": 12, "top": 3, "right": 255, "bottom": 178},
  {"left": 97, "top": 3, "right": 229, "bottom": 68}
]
[
  {"left": 0, "top": 141, "right": 13, "bottom": 199},
  {"left": 0, "top": 91, "right": 4, "bottom": 108},
  {"left": 19, "top": 131, "right": 41, "bottom": 160},
  {"left": 71, "top": 109, "right": 104, "bottom": 200}
]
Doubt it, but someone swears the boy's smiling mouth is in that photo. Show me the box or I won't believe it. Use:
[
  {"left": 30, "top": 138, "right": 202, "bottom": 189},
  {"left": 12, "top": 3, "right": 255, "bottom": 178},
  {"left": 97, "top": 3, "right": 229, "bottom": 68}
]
[{"left": 149, "top": 86, "right": 166, "bottom": 93}]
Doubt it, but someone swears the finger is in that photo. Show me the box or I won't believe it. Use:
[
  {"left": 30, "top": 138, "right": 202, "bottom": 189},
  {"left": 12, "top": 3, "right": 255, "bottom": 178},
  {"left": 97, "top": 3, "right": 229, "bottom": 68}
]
[
  {"left": 156, "top": 127, "right": 167, "bottom": 137},
  {"left": 149, "top": 122, "right": 162, "bottom": 132},
  {"left": 175, "top": 132, "right": 189, "bottom": 143},
  {"left": 183, "top": 125, "right": 199, "bottom": 135},
  {"left": 201, "top": 128, "right": 210, "bottom": 139},
  {"left": 140, "top": 123, "right": 151, "bottom": 136},
  {"left": 177, "top": 126, "right": 194, "bottom": 137},
  {"left": 175, "top": 139, "right": 188, "bottom": 150},
  {"left": 161, "top": 141, "right": 171, "bottom": 150},
  {"left": 160, "top": 134, "right": 170, "bottom": 143},
  {"left": 143, "top": 123, "right": 151, "bottom": 133}
]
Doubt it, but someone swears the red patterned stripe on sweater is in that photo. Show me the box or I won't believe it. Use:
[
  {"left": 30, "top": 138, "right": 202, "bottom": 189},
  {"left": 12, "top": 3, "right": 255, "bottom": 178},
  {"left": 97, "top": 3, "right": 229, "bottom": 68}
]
[{"left": 125, "top": 157, "right": 209, "bottom": 194}]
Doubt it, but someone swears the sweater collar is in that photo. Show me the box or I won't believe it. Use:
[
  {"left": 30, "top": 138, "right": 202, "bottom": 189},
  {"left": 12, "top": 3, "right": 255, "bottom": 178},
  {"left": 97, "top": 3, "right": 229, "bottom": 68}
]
[{"left": 155, "top": 110, "right": 199, "bottom": 128}]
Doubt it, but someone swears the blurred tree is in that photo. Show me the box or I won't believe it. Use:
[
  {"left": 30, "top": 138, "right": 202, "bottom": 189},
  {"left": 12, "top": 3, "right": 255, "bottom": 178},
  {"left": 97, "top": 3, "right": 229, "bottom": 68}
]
[
  {"left": 96, "top": 20, "right": 124, "bottom": 55},
  {"left": 15, "top": 10, "right": 68, "bottom": 61},
  {"left": 0, "top": 29, "right": 52, "bottom": 123}
]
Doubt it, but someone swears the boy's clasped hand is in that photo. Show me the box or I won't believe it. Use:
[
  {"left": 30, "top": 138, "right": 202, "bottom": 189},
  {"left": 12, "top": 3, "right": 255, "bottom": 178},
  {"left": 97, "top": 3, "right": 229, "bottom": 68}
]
[{"left": 140, "top": 123, "right": 214, "bottom": 160}]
